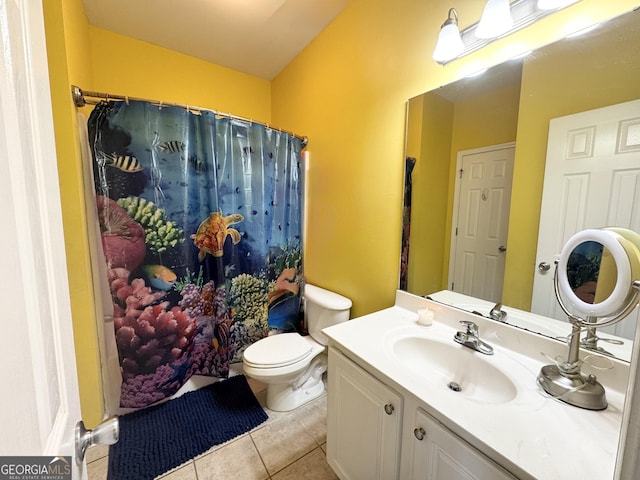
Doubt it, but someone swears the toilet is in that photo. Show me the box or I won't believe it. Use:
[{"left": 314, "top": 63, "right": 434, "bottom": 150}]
[{"left": 242, "top": 284, "right": 352, "bottom": 411}]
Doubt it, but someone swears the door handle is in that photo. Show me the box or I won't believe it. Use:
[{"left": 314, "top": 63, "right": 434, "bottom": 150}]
[
  {"left": 538, "top": 262, "right": 551, "bottom": 272},
  {"left": 498, "top": 245, "right": 507, "bottom": 252}
]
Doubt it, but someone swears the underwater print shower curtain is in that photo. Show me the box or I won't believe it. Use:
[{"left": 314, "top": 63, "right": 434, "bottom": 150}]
[{"left": 88, "top": 100, "right": 305, "bottom": 409}]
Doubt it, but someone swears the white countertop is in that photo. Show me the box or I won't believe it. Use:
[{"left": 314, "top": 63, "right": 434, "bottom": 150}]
[{"left": 323, "top": 290, "right": 628, "bottom": 480}]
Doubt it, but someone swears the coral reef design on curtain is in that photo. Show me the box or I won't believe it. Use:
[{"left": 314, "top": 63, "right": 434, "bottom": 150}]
[{"left": 88, "top": 100, "right": 304, "bottom": 409}]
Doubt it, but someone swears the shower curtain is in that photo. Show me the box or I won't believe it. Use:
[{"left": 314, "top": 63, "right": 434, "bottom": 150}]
[
  {"left": 88, "top": 100, "right": 305, "bottom": 409},
  {"left": 400, "top": 157, "right": 416, "bottom": 291}
]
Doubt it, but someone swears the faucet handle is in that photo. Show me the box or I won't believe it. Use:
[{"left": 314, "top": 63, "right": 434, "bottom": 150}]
[
  {"left": 490, "top": 302, "right": 507, "bottom": 321},
  {"left": 460, "top": 320, "right": 478, "bottom": 336}
]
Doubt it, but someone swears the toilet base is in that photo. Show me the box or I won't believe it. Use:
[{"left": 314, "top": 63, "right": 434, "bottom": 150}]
[
  {"left": 266, "top": 373, "right": 326, "bottom": 412},
  {"left": 264, "top": 354, "right": 328, "bottom": 412}
]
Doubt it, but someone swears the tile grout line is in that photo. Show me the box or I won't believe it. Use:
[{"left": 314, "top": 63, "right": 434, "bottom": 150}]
[
  {"left": 190, "top": 459, "right": 199, "bottom": 480},
  {"left": 248, "top": 432, "right": 272, "bottom": 480},
  {"left": 255, "top": 418, "right": 320, "bottom": 478}
]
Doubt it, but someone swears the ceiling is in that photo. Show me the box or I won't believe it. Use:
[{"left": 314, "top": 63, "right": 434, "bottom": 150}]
[{"left": 82, "top": 0, "right": 351, "bottom": 80}]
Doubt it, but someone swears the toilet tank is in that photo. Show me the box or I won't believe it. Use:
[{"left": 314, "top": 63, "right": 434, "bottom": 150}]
[{"left": 304, "top": 284, "right": 352, "bottom": 345}]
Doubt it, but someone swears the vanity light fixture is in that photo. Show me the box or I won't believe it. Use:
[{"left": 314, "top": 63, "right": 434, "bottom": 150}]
[
  {"left": 432, "top": 8, "right": 464, "bottom": 63},
  {"left": 465, "top": 67, "right": 489, "bottom": 78},
  {"left": 433, "top": 0, "right": 582, "bottom": 65},
  {"left": 476, "top": 0, "right": 514, "bottom": 39},
  {"left": 510, "top": 49, "right": 533, "bottom": 59},
  {"left": 565, "top": 22, "right": 601, "bottom": 39},
  {"left": 537, "top": 0, "right": 579, "bottom": 10}
]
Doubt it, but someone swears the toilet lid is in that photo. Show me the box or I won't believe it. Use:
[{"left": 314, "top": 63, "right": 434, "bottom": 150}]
[{"left": 243, "top": 333, "right": 313, "bottom": 367}]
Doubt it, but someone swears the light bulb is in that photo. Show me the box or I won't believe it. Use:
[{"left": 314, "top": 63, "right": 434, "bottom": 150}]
[
  {"left": 432, "top": 8, "right": 464, "bottom": 64},
  {"left": 476, "top": 0, "right": 514, "bottom": 39},
  {"left": 537, "top": 0, "right": 578, "bottom": 10}
]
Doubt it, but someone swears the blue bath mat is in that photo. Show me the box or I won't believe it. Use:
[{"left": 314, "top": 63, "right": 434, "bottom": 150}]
[{"left": 107, "top": 375, "right": 268, "bottom": 480}]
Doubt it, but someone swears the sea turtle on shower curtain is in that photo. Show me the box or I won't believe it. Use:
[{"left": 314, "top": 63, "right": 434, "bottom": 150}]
[{"left": 191, "top": 210, "right": 245, "bottom": 261}]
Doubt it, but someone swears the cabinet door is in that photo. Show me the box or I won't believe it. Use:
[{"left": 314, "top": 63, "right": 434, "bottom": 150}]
[
  {"left": 411, "top": 408, "right": 516, "bottom": 480},
  {"left": 327, "top": 348, "right": 403, "bottom": 480}
]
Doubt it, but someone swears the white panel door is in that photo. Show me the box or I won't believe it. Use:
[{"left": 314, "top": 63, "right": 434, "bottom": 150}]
[
  {"left": 0, "top": 0, "right": 84, "bottom": 476},
  {"left": 531, "top": 100, "right": 640, "bottom": 339},
  {"left": 450, "top": 144, "right": 515, "bottom": 303}
]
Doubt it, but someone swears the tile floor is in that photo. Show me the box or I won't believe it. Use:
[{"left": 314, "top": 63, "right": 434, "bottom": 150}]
[{"left": 85, "top": 378, "right": 337, "bottom": 480}]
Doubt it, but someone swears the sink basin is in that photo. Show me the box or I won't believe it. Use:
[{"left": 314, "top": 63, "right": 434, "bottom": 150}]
[{"left": 390, "top": 336, "right": 518, "bottom": 404}]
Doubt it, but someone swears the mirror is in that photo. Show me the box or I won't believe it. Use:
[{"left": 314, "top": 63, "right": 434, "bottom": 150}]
[
  {"left": 566, "top": 240, "right": 609, "bottom": 306},
  {"left": 401, "top": 8, "right": 640, "bottom": 361},
  {"left": 558, "top": 228, "right": 640, "bottom": 319}
]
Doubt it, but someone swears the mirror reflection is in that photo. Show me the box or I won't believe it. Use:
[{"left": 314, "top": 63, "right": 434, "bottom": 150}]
[
  {"left": 401, "top": 9, "right": 640, "bottom": 361},
  {"left": 567, "top": 241, "right": 607, "bottom": 305}
]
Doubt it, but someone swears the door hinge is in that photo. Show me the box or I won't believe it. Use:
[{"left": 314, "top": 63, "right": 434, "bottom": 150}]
[{"left": 459, "top": 168, "right": 463, "bottom": 179}]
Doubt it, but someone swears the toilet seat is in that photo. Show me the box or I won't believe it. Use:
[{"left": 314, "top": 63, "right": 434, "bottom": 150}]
[{"left": 243, "top": 333, "right": 314, "bottom": 368}]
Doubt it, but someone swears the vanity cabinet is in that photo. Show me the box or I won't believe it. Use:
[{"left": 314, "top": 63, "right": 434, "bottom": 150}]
[
  {"left": 410, "top": 408, "right": 516, "bottom": 480},
  {"left": 327, "top": 347, "right": 516, "bottom": 480},
  {"left": 326, "top": 348, "right": 403, "bottom": 480}
]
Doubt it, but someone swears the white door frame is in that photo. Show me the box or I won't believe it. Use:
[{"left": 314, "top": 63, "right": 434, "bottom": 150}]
[
  {"left": 448, "top": 142, "right": 515, "bottom": 295},
  {"left": 0, "top": 0, "right": 84, "bottom": 477}
]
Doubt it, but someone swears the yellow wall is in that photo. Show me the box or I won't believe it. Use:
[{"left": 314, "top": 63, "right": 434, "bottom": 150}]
[
  {"left": 43, "top": 0, "right": 637, "bottom": 425},
  {"left": 407, "top": 94, "right": 453, "bottom": 295},
  {"left": 450, "top": 82, "right": 521, "bottom": 152},
  {"left": 405, "top": 95, "right": 423, "bottom": 162},
  {"left": 88, "top": 28, "right": 271, "bottom": 121},
  {"left": 43, "top": 0, "right": 103, "bottom": 427}
]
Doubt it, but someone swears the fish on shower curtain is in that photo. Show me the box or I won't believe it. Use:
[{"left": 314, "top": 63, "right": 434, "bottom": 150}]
[{"left": 88, "top": 100, "right": 305, "bottom": 409}]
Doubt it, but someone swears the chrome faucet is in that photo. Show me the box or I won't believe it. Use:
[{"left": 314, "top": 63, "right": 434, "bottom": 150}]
[
  {"left": 489, "top": 302, "right": 507, "bottom": 322},
  {"left": 454, "top": 320, "right": 494, "bottom": 355}
]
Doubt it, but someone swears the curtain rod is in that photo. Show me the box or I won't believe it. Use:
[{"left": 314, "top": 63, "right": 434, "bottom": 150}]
[{"left": 70, "top": 85, "right": 308, "bottom": 147}]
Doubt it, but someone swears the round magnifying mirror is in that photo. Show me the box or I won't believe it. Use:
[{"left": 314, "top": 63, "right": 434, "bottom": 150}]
[{"left": 557, "top": 228, "right": 640, "bottom": 319}]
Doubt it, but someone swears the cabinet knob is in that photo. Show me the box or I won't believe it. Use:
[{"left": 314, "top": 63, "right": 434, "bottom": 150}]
[
  {"left": 384, "top": 403, "right": 394, "bottom": 415},
  {"left": 414, "top": 427, "right": 426, "bottom": 441}
]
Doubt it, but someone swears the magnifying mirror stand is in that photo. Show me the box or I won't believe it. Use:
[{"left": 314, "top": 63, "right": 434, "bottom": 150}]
[
  {"left": 580, "top": 320, "right": 621, "bottom": 357},
  {"left": 537, "top": 266, "right": 640, "bottom": 410},
  {"left": 582, "top": 323, "right": 602, "bottom": 351},
  {"left": 538, "top": 317, "right": 608, "bottom": 410}
]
